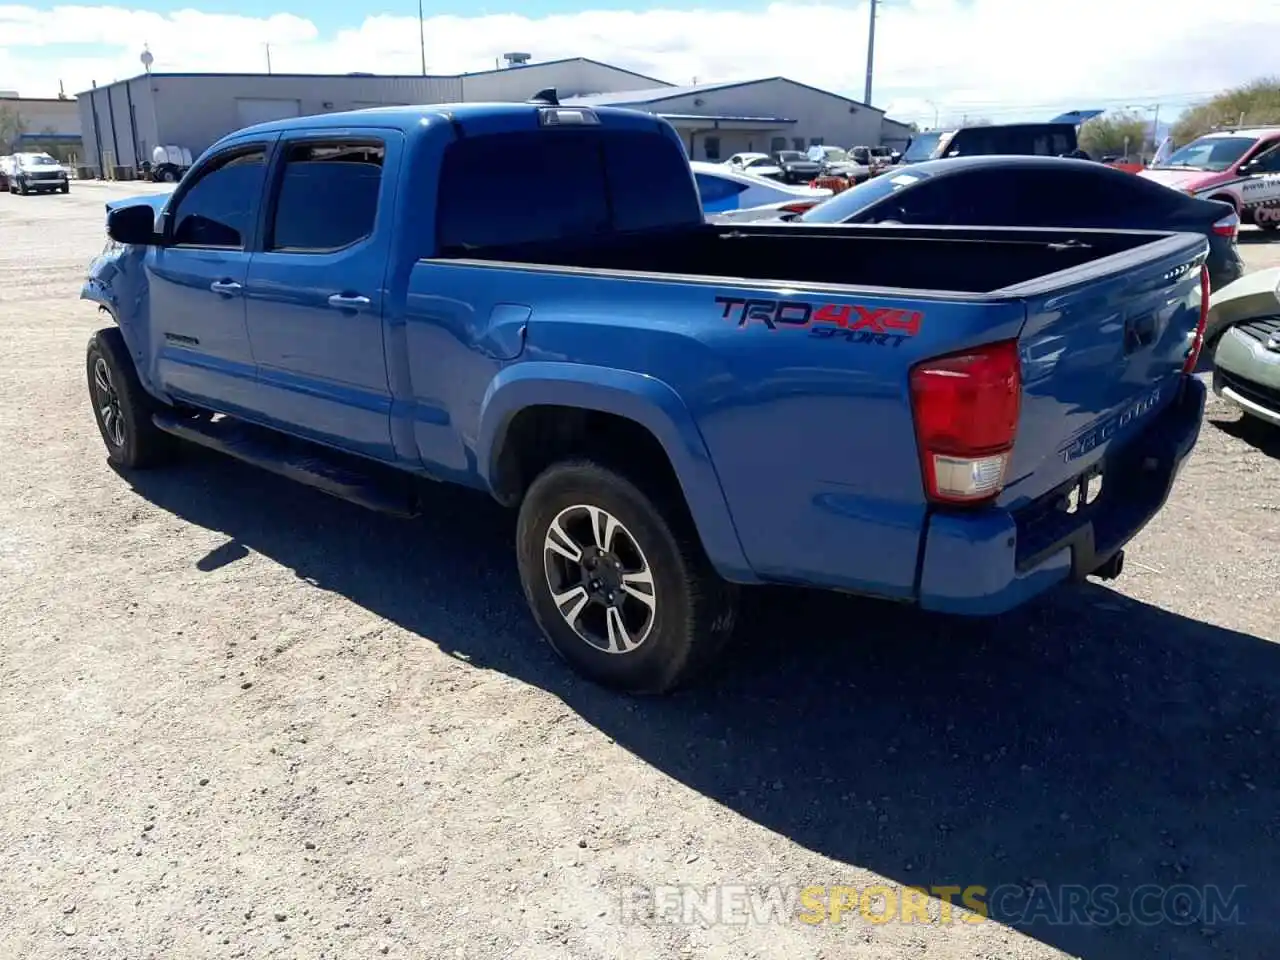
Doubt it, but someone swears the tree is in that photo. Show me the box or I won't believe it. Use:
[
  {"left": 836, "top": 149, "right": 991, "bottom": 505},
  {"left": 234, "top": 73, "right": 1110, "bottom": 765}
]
[
  {"left": 1172, "top": 78, "right": 1280, "bottom": 144},
  {"left": 0, "top": 103, "right": 27, "bottom": 152},
  {"left": 1079, "top": 110, "right": 1150, "bottom": 158}
]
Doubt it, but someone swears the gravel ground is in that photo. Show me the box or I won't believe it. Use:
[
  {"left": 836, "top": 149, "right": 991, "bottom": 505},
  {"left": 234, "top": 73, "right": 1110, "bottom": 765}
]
[{"left": 1, "top": 182, "right": 1278, "bottom": 960}]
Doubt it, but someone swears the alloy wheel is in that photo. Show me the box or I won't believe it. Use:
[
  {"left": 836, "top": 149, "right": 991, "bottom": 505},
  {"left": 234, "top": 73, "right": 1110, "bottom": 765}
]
[{"left": 543, "top": 504, "right": 657, "bottom": 654}]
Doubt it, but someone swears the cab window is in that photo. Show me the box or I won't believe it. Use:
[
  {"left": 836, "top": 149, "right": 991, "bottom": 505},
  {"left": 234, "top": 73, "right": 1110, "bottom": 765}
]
[{"left": 170, "top": 148, "right": 267, "bottom": 249}]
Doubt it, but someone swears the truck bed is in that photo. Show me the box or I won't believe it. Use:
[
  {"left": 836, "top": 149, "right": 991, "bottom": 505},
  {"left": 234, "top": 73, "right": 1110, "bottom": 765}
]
[{"left": 436, "top": 222, "right": 1178, "bottom": 295}]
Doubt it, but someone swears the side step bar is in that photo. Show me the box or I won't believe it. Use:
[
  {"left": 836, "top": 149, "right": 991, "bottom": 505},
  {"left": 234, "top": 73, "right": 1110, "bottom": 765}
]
[{"left": 152, "top": 412, "right": 420, "bottom": 518}]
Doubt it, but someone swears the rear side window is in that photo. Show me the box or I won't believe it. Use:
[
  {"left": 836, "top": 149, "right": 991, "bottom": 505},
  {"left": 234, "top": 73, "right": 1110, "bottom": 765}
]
[
  {"left": 171, "top": 148, "right": 266, "bottom": 248},
  {"left": 270, "top": 141, "right": 383, "bottom": 252},
  {"left": 948, "top": 126, "right": 1076, "bottom": 157},
  {"left": 436, "top": 129, "right": 701, "bottom": 251}
]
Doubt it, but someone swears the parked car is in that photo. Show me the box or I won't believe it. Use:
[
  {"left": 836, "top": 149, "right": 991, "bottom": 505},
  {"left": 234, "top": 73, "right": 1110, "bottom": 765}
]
[
  {"left": 901, "top": 122, "right": 1079, "bottom": 165},
  {"left": 1204, "top": 266, "right": 1280, "bottom": 351},
  {"left": 692, "top": 161, "right": 831, "bottom": 220},
  {"left": 1210, "top": 268, "right": 1280, "bottom": 427},
  {"left": 772, "top": 150, "right": 823, "bottom": 183},
  {"left": 723, "top": 152, "right": 783, "bottom": 180},
  {"left": 794, "top": 156, "right": 1245, "bottom": 293},
  {"left": 1139, "top": 127, "right": 1280, "bottom": 232},
  {"left": 807, "top": 145, "right": 872, "bottom": 182},
  {"left": 8, "top": 151, "right": 70, "bottom": 195},
  {"left": 0, "top": 154, "right": 12, "bottom": 191},
  {"left": 86, "top": 100, "right": 1208, "bottom": 694}
]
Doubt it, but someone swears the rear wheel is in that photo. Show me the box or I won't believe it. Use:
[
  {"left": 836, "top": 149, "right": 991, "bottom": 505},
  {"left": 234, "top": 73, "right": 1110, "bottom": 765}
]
[
  {"left": 86, "top": 327, "right": 174, "bottom": 470},
  {"left": 516, "top": 459, "right": 738, "bottom": 694}
]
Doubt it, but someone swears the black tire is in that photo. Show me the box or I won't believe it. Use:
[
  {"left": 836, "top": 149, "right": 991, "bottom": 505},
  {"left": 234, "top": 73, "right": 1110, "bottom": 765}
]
[
  {"left": 86, "top": 326, "right": 173, "bottom": 470},
  {"left": 60, "top": 183, "right": 70, "bottom": 194},
  {"left": 516, "top": 459, "right": 738, "bottom": 694}
]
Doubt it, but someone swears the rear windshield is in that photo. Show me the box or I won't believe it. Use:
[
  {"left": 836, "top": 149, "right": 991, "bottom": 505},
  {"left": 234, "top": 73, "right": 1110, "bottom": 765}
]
[
  {"left": 436, "top": 129, "right": 701, "bottom": 252},
  {"left": 798, "top": 168, "right": 935, "bottom": 223},
  {"left": 903, "top": 132, "right": 946, "bottom": 163}
]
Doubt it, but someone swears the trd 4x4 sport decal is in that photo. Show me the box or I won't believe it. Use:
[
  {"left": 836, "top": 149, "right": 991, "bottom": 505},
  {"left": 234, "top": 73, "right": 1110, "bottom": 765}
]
[{"left": 715, "top": 296, "right": 924, "bottom": 347}]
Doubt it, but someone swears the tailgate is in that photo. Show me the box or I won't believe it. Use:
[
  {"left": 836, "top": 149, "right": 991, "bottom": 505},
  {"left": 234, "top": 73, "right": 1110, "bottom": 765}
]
[{"left": 998, "top": 232, "right": 1208, "bottom": 510}]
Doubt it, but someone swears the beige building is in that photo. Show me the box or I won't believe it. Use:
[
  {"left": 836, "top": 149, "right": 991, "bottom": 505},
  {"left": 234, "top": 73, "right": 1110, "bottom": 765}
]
[{"left": 0, "top": 96, "right": 82, "bottom": 160}]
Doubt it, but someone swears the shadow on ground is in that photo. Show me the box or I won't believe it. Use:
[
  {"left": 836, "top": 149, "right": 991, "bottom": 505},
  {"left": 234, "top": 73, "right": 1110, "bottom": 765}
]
[
  {"left": 121, "top": 450, "right": 1279, "bottom": 960},
  {"left": 1210, "top": 410, "right": 1280, "bottom": 457}
]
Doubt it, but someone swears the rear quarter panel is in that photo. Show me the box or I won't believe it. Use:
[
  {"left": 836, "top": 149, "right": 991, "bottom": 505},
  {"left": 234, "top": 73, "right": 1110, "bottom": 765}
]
[{"left": 448, "top": 263, "right": 1025, "bottom": 595}]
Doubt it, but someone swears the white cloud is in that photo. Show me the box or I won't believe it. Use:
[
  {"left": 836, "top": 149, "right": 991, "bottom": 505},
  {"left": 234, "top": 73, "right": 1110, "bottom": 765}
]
[{"left": 2, "top": 0, "right": 1278, "bottom": 124}]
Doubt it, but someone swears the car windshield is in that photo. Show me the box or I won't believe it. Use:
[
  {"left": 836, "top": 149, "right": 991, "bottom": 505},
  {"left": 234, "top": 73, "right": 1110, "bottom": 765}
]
[
  {"left": 26, "top": 155, "right": 59, "bottom": 166},
  {"left": 776, "top": 151, "right": 804, "bottom": 161},
  {"left": 808, "top": 146, "right": 846, "bottom": 163},
  {"left": 797, "top": 168, "right": 935, "bottom": 223},
  {"left": 1155, "top": 136, "right": 1256, "bottom": 172},
  {"left": 902, "top": 132, "right": 947, "bottom": 163}
]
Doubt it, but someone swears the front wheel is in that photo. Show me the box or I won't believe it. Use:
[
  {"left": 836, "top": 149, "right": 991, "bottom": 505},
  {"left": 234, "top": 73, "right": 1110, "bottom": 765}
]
[
  {"left": 86, "top": 327, "right": 174, "bottom": 470},
  {"left": 516, "top": 459, "right": 738, "bottom": 694}
]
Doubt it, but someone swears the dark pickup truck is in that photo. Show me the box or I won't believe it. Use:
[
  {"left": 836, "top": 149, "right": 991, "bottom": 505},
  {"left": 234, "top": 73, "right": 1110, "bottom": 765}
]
[{"left": 83, "top": 97, "right": 1209, "bottom": 693}]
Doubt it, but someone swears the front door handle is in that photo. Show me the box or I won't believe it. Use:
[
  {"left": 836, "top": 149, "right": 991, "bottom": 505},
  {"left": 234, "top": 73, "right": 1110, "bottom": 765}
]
[
  {"left": 209, "top": 280, "right": 242, "bottom": 296},
  {"left": 328, "top": 294, "right": 371, "bottom": 310}
]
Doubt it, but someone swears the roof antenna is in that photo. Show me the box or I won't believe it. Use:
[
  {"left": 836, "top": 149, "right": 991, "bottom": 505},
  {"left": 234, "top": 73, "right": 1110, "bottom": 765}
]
[{"left": 528, "top": 87, "right": 559, "bottom": 106}]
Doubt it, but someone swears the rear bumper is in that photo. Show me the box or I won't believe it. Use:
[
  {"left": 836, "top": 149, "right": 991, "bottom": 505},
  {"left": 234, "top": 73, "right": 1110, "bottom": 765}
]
[{"left": 917, "top": 375, "right": 1205, "bottom": 615}]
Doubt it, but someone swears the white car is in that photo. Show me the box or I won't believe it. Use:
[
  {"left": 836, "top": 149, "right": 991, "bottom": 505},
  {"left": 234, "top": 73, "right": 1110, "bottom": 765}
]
[
  {"left": 692, "top": 161, "right": 832, "bottom": 221},
  {"left": 723, "top": 152, "right": 784, "bottom": 180}
]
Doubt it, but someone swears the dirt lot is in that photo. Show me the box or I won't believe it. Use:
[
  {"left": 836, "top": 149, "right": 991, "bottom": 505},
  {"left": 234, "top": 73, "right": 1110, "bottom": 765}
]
[{"left": 1, "top": 182, "right": 1278, "bottom": 960}]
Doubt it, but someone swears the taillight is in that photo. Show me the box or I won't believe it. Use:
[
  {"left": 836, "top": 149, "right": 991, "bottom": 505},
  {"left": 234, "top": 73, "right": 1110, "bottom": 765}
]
[
  {"left": 778, "top": 200, "right": 819, "bottom": 214},
  {"left": 1183, "top": 264, "right": 1210, "bottom": 374},
  {"left": 909, "top": 340, "right": 1021, "bottom": 506},
  {"left": 1212, "top": 210, "right": 1239, "bottom": 240}
]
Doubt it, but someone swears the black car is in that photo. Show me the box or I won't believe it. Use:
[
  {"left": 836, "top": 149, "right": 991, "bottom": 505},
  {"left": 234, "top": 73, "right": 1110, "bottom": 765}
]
[
  {"left": 773, "top": 150, "right": 823, "bottom": 184},
  {"left": 796, "top": 155, "right": 1245, "bottom": 292}
]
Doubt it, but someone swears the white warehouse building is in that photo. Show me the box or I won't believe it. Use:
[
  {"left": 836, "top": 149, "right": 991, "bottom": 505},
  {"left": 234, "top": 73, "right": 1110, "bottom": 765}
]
[
  {"left": 75, "top": 56, "right": 911, "bottom": 175},
  {"left": 567, "top": 78, "right": 898, "bottom": 162}
]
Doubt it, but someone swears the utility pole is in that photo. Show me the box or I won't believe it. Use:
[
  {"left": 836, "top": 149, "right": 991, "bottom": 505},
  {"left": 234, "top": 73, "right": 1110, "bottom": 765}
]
[
  {"left": 1149, "top": 103, "right": 1159, "bottom": 155},
  {"left": 265, "top": 43, "right": 272, "bottom": 75},
  {"left": 863, "top": 0, "right": 877, "bottom": 105},
  {"left": 418, "top": 0, "right": 427, "bottom": 76}
]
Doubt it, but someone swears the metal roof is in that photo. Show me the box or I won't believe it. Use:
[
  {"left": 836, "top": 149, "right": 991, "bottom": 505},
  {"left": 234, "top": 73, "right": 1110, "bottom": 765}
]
[
  {"left": 566, "top": 80, "right": 765, "bottom": 106},
  {"left": 74, "top": 57, "right": 671, "bottom": 98},
  {"left": 658, "top": 113, "right": 796, "bottom": 125},
  {"left": 566, "top": 76, "right": 879, "bottom": 113}
]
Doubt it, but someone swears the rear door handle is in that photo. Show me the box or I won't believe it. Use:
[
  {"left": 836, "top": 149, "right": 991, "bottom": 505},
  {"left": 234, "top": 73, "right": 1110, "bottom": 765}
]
[
  {"left": 209, "top": 280, "right": 242, "bottom": 296},
  {"left": 328, "top": 294, "right": 371, "bottom": 310}
]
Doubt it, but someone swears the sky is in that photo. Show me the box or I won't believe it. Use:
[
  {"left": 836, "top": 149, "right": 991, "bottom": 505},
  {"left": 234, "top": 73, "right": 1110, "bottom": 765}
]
[{"left": 3, "top": 0, "right": 1280, "bottom": 127}]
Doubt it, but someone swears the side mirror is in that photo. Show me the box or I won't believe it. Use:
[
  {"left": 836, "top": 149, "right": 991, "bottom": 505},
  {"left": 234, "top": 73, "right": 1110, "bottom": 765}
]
[
  {"left": 107, "top": 203, "right": 163, "bottom": 246},
  {"left": 1238, "top": 161, "right": 1257, "bottom": 176}
]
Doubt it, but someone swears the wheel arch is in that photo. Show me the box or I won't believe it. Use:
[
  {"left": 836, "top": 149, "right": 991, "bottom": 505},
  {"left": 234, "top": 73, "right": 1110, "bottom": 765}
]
[{"left": 478, "top": 362, "right": 755, "bottom": 582}]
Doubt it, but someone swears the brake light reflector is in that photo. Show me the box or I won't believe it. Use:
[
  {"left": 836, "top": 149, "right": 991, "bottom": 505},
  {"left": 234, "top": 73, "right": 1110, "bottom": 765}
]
[
  {"left": 1183, "top": 264, "right": 1210, "bottom": 374},
  {"left": 910, "top": 340, "right": 1021, "bottom": 505},
  {"left": 1212, "top": 210, "right": 1239, "bottom": 240}
]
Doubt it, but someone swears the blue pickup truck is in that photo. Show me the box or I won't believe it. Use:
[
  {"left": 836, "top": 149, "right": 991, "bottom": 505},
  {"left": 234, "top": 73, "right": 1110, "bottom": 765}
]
[{"left": 84, "top": 96, "right": 1210, "bottom": 693}]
